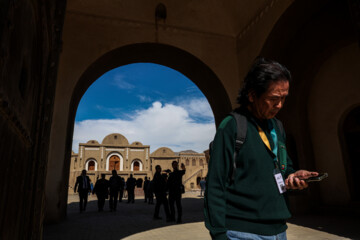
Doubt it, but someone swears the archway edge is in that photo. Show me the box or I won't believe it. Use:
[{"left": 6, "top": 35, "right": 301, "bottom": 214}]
[
  {"left": 71, "top": 42, "right": 232, "bottom": 128},
  {"left": 338, "top": 103, "right": 360, "bottom": 200}
]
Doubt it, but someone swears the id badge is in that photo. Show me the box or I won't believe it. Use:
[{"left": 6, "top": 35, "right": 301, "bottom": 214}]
[{"left": 273, "top": 169, "right": 286, "bottom": 194}]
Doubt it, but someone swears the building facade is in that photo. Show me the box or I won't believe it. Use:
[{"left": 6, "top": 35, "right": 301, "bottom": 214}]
[
  {"left": 150, "top": 147, "right": 208, "bottom": 191},
  {"left": 70, "top": 133, "right": 207, "bottom": 192}
]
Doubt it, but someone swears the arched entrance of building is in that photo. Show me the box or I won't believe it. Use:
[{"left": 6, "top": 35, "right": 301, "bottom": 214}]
[
  {"left": 340, "top": 106, "right": 360, "bottom": 201},
  {"left": 109, "top": 155, "right": 120, "bottom": 171},
  {"left": 45, "top": 43, "right": 231, "bottom": 223},
  {"left": 106, "top": 153, "right": 124, "bottom": 171}
]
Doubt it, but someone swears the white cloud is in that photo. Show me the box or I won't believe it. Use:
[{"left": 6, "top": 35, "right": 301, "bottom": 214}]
[
  {"left": 112, "top": 74, "right": 135, "bottom": 89},
  {"left": 72, "top": 101, "right": 216, "bottom": 154},
  {"left": 176, "top": 98, "right": 214, "bottom": 120}
]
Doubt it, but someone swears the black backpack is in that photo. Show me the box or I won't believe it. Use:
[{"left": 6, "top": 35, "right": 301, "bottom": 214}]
[{"left": 209, "top": 109, "right": 284, "bottom": 182}]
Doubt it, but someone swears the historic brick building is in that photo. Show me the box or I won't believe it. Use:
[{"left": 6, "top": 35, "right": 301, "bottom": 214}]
[{"left": 69, "top": 133, "right": 207, "bottom": 192}]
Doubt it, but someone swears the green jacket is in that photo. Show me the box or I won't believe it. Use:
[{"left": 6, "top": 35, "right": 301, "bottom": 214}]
[{"left": 204, "top": 110, "right": 295, "bottom": 240}]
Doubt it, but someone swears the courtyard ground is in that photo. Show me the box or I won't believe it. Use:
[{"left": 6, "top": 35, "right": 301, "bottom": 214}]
[{"left": 43, "top": 191, "right": 359, "bottom": 240}]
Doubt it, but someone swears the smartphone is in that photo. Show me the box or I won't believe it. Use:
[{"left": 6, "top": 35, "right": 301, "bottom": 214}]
[{"left": 304, "top": 173, "right": 328, "bottom": 182}]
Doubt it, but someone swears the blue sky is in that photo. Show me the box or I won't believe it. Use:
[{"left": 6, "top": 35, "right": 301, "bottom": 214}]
[{"left": 73, "top": 63, "right": 216, "bottom": 153}]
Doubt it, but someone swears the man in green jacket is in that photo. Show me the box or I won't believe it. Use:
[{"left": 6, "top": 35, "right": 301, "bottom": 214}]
[{"left": 204, "top": 57, "right": 318, "bottom": 240}]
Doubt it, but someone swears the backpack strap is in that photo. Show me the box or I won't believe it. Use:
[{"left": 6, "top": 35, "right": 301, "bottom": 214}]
[
  {"left": 274, "top": 118, "right": 285, "bottom": 140},
  {"left": 229, "top": 110, "right": 247, "bottom": 182}
]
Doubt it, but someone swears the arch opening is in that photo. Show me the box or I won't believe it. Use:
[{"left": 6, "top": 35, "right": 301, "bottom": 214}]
[
  {"left": 106, "top": 153, "right": 124, "bottom": 171},
  {"left": 46, "top": 42, "right": 231, "bottom": 226}
]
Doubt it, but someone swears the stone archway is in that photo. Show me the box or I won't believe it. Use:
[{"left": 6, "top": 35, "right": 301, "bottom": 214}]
[
  {"left": 45, "top": 43, "right": 231, "bottom": 223},
  {"left": 340, "top": 105, "right": 360, "bottom": 201},
  {"left": 70, "top": 43, "right": 231, "bottom": 127}
]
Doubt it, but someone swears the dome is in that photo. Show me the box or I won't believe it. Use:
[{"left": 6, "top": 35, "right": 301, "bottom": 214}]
[
  {"left": 86, "top": 140, "right": 99, "bottom": 145},
  {"left": 131, "top": 141, "right": 143, "bottom": 146},
  {"left": 101, "top": 133, "right": 129, "bottom": 145},
  {"left": 179, "top": 149, "right": 198, "bottom": 153},
  {"left": 150, "top": 147, "right": 176, "bottom": 158}
]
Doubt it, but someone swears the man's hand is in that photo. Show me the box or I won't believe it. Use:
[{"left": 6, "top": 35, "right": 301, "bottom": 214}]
[
  {"left": 285, "top": 170, "right": 318, "bottom": 190},
  {"left": 181, "top": 163, "right": 186, "bottom": 170}
]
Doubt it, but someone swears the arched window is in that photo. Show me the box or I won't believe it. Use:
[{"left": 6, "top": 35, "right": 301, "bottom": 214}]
[
  {"left": 85, "top": 159, "right": 97, "bottom": 171},
  {"left": 186, "top": 159, "right": 190, "bottom": 166},
  {"left": 192, "top": 159, "right": 196, "bottom": 166},
  {"left": 131, "top": 160, "right": 143, "bottom": 171},
  {"left": 199, "top": 159, "right": 203, "bottom": 166}
]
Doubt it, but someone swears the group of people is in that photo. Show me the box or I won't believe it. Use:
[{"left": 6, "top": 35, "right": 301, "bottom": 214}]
[
  {"left": 152, "top": 161, "right": 186, "bottom": 223},
  {"left": 73, "top": 169, "right": 137, "bottom": 212},
  {"left": 73, "top": 160, "right": 186, "bottom": 223}
]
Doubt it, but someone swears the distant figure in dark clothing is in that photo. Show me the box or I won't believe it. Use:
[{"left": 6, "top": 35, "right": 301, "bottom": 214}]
[
  {"left": 167, "top": 161, "right": 186, "bottom": 223},
  {"left": 143, "top": 177, "right": 150, "bottom": 203},
  {"left": 74, "top": 169, "right": 91, "bottom": 213},
  {"left": 93, "top": 174, "right": 109, "bottom": 211},
  {"left": 119, "top": 177, "right": 125, "bottom": 202},
  {"left": 153, "top": 165, "right": 170, "bottom": 220},
  {"left": 109, "top": 170, "right": 122, "bottom": 211},
  {"left": 147, "top": 179, "right": 154, "bottom": 205},
  {"left": 199, "top": 178, "right": 206, "bottom": 197},
  {"left": 126, "top": 174, "right": 136, "bottom": 203}
]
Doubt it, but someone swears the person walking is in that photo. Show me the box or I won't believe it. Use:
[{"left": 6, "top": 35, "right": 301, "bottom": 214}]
[
  {"left": 109, "top": 170, "right": 122, "bottom": 211},
  {"left": 126, "top": 174, "right": 136, "bottom": 203},
  {"left": 152, "top": 165, "right": 171, "bottom": 220},
  {"left": 119, "top": 177, "right": 125, "bottom": 203},
  {"left": 199, "top": 178, "right": 206, "bottom": 197},
  {"left": 167, "top": 161, "right": 186, "bottom": 223},
  {"left": 74, "top": 170, "right": 91, "bottom": 213},
  {"left": 143, "top": 177, "right": 150, "bottom": 203},
  {"left": 147, "top": 178, "right": 154, "bottom": 205},
  {"left": 92, "top": 174, "right": 109, "bottom": 211}
]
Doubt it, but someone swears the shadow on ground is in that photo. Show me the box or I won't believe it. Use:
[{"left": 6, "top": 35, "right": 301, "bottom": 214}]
[
  {"left": 43, "top": 196, "right": 205, "bottom": 240},
  {"left": 44, "top": 194, "right": 360, "bottom": 240},
  {"left": 288, "top": 208, "right": 360, "bottom": 240}
]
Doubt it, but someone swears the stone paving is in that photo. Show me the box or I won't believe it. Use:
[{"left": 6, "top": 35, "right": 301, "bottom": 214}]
[{"left": 43, "top": 191, "right": 359, "bottom": 240}]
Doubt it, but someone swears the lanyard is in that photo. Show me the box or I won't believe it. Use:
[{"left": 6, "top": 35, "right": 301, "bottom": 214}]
[{"left": 257, "top": 121, "right": 278, "bottom": 166}]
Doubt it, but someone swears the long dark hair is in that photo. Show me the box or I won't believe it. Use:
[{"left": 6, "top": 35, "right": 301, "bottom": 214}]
[{"left": 237, "top": 57, "right": 291, "bottom": 106}]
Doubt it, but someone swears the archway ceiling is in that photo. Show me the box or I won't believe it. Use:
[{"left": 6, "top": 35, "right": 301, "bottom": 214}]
[{"left": 66, "top": 0, "right": 271, "bottom": 37}]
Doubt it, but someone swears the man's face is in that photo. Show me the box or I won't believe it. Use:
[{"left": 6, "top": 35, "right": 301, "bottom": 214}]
[
  {"left": 172, "top": 162, "right": 178, "bottom": 169},
  {"left": 156, "top": 167, "right": 161, "bottom": 173},
  {"left": 82, "top": 170, "right": 86, "bottom": 176},
  {"left": 248, "top": 80, "right": 289, "bottom": 120}
]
